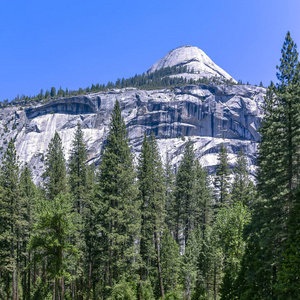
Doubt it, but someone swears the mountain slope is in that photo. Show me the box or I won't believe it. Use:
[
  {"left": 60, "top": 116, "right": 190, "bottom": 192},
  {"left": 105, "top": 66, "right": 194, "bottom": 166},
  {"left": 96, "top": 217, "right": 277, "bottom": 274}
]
[
  {"left": 0, "top": 84, "right": 264, "bottom": 182},
  {"left": 0, "top": 47, "right": 263, "bottom": 182},
  {"left": 148, "top": 45, "right": 236, "bottom": 83}
]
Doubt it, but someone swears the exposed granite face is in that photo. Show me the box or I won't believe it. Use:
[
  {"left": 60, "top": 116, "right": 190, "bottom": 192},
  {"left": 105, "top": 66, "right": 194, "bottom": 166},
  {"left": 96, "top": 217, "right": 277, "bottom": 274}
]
[
  {"left": 0, "top": 84, "right": 265, "bottom": 183},
  {"left": 148, "top": 45, "right": 237, "bottom": 83}
]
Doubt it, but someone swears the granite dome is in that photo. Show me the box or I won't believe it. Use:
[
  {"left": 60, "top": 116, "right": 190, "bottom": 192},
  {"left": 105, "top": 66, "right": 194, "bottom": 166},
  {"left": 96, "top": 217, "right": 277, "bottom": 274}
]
[{"left": 148, "top": 46, "right": 236, "bottom": 83}]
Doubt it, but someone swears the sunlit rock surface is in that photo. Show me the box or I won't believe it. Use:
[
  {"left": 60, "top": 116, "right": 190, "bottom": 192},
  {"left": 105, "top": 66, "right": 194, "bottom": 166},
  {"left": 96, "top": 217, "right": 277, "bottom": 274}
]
[
  {"left": 0, "top": 84, "right": 265, "bottom": 183},
  {"left": 148, "top": 46, "right": 236, "bottom": 83}
]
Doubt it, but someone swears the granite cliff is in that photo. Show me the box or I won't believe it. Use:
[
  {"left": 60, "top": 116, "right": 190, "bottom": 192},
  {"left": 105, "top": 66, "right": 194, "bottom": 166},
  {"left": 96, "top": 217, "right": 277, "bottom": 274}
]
[{"left": 0, "top": 46, "right": 265, "bottom": 182}]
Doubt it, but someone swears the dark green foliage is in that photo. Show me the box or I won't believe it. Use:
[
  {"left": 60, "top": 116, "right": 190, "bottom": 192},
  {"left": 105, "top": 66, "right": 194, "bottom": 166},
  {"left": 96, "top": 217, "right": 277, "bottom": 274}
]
[
  {"left": 215, "top": 143, "right": 231, "bottom": 207},
  {"left": 3, "top": 65, "right": 237, "bottom": 106},
  {"left": 50, "top": 87, "right": 56, "bottom": 97},
  {"left": 236, "top": 32, "right": 300, "bottom": 298},
  {"left": 216, "top": 203, "right": 251, "bottom": 300},
  {"left": 0, "top": 139, "right": 20, "bottom": 299},
  {"left": 137, "top": 132, "right": 166, "bottom": 298},
  {"left": 164, "top": 153, "right": 175, "bottom": 232},
  {"left": 160, "top": 230, "right": 180, "bottom": 294},
  {"left": 108, "top": 279, "right": 137, "bottom": 300},
  {"left": 29, "top": 192, "right": 78, "bottom": 298},
  {"left": 69, "top": 123, "right": 88, "bottom": 214},
  {"left": 173, "top": 140, "right": 196, "bottom": 245},
  {"left": 231, "top": 150, "right": 255, "bottom": 207},
  {"left": 95, "top": 100, "right": 140, "bottom": 291},
  {"left": 194, "top": 160, "right": 212, "bottom": 235},
  {"left": 275, "top": 198, "right": 300, "bottom": 298},
  {"left": 181, "top": 230, "right": 201, "bottom": 299},
  {"left": 3, "top": 33, "right": 300, "bottom": 297},
  {"left": 19, "top": 165, "right": 37, "bottom": 299},
  {"left": 43, "top": 131, "right": 67, "bottom": 200}
]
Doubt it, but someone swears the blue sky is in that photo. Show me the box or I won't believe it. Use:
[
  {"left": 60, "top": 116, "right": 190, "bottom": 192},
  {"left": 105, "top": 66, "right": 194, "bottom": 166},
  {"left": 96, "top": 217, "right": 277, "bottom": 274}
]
[{"left": 1, "top": 0, "right": 300, "bottom": 101}]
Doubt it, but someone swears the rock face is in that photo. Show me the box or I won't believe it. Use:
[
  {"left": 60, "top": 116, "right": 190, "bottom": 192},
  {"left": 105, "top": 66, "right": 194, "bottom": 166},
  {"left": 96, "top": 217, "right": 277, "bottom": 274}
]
[
  {"left": 148, "top": 46, "right": 236, "bottom": 83},
  {"left": 0, "top": 46, "right": 265, "bottom": 182},
  {"left": 0, "top": 84, "right": 265, "bottom": 183}
]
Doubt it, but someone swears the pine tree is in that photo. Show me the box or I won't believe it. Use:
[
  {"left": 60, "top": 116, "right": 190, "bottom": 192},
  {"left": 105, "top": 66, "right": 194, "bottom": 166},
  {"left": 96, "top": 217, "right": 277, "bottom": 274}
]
[
  {"left": 137, "top": 132, "right": 166, "bottom": 298},
  {"left": 231, "top": 150, "right": 255, "bottom": 207},
  {"left": 0, "top": 139, "right": 20, "bottom": 300},
  {"left": 164, "top": 153, "right": 175, "bottom": 232},
  {"left": 68, "top": 123, "right": 88, "bottom": 217},
  {"left": 29, "top": 193, "right": 78, "bottom": 299},
  {"left": 43, "top": 132, "right": 67, "bottom": 200},
  {"left": 19, "top": 165, "right": 37, "bottom": 299},
  {"left": 216, "top": 203, "right": 251, "bottom": 300},
  {"left": 160, "top": 229, "right": 180, "bottom": 295},
  {"left": 181, "top": 230, "right": 201, "bottom": 300},
  {"left": 194, "top": 160, "right": 213, "bottom": 236},
  {"left": 240, "top": 32, "right": 300, "bottom": 297},
  {"left": 68, "top": 123, "right": 89, "bottom": 298},
  {"left": 276, "top": 196, "right": 300, "bottom": 298},
  {"left": 173, "top": 139, "right": 196, "bottom": 245},
  {"left": 214, "top": 143, "right": 231, "bottom": 207},
  {"left": 95, "top": 100, "right": 140, "bottom": 293}
]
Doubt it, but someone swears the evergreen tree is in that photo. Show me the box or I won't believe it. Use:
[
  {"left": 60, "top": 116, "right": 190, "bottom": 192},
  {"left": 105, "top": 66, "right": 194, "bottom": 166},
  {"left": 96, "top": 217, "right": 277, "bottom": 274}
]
[
  {"left": 95, "top": 100, "right": 140, "bottom": 294},
  {"left": 216, "top": 203, "right": 251, "bottom": 300},
  {"left": 181, "top": 230, "right": 201, "bottom": 300},
  {"left": 231, "top": 150, "right": 255, "bottom": 207},
  {"left": 240, "top": 32, "right": 300, "bottom": 297},
  {"left": 29, "top": 193, "right": 78, "bottom": 299},
  {"left": 69, "top": 123, "right": 88, "bottom": 214},
  {"left": 275, "top": 197, "right": 300, "bottom": 298},
  {"left": 137, "top": 132, "right": 166, "bottom": 298},
  {"left": 19, "top": 165, "right": 37, "bottom": 299},
  {"left": 194, "top": 160, "right": 213, "bottom": 236},
  {"left": 43, "top": 132, "right": 67, "bottom": 200},
  {"left": 214, "top": 143, "right": 231, "bottom": 207},
  {"left": 68, "top": 123, "right": 89, "bottom": 298},
  {"left": 173, "top": 140, "right": 196, "bottom": 245},
  {"left": 160, "top": 230, "right": 181, "bottom": 295},
  {"left": 0, "top": 139, "right": 20, "bottom": 300},
  {"left": 164, "top": 153, "right": 175, "bottom": 232},
  {"left": 50, "top": 87, "right": 56, "bottom": 97}
]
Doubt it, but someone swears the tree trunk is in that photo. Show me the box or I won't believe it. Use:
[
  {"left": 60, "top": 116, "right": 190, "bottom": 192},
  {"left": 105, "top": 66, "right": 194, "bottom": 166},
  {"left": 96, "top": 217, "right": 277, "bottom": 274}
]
[
  {"left": 87, "top": 261, "right": 92, "bottom": 299},
  {"left": 28, "top": 252, "right": 31, "bottom": 300},
  {"left": 61, "top": 277, "right": 64, "bottom": 300},
  {"left": 6, "top": 273, "right": 9, "bottom": 300},
  {"left": 154, "top": 231, "right": 164, "bottom": 299},
  {"left": 213, "top": 263, "right": 217, "bottom": 300},
  {"left": 16, "top": 260, "right": 19, "bottom": 300},
  {"left": 12, "top": 235, "right": 16, "bottom": 300},
  {"left": 53, "top": 280, "right": 56, "bottom": 300}
]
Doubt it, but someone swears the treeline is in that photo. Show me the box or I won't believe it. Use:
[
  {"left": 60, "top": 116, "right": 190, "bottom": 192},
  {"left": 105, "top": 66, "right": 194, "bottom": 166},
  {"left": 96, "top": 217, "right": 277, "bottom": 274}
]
[
  {"left": 2, "top": 65, "right": 236, "bottom": 107},
  {"left": 0, "top": 31, "right": 299, "bottom": 300},
  {"left": 0, "top": 99, "right": 254, "bottom": 300}
]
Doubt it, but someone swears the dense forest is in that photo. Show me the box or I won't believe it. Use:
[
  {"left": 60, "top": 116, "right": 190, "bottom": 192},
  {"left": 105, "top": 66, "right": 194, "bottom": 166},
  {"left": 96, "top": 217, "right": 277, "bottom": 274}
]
[
  {"left": 2, "top": 65, "right": 239, "bottom": 107},
  {"left": 0, "top": 32, "right": 299, "bottom": 299}
]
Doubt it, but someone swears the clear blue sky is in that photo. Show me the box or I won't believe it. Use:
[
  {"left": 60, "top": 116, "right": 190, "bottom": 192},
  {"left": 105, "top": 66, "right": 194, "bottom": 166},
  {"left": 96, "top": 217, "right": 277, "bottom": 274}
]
[{"left": 1, "top": 0, "right": 300, "bottom": 101}]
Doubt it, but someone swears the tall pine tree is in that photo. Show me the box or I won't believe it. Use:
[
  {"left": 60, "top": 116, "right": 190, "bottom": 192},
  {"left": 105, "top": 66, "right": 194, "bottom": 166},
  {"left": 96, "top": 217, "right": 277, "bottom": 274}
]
[
  {"left": 137, "top": 132, "right": 166, "bottom": 298},
  {"left": 214, "top": 143, "right": 231, "bottom": 207},
  {"left": 43, "top": 132, "right": 67, "bottom": 200},
  {"left": 95, "top": 100, "right": 140, "bottom": 295},
  {"left": 0, "top": 139, "right": 21, "bottom": 300}
]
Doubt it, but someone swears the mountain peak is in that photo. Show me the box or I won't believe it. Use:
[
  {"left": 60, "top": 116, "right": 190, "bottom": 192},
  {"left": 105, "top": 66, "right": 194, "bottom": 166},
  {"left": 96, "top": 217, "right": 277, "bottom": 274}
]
[{"left": 148, "top": 45, "right": 236, "bottom": 82}]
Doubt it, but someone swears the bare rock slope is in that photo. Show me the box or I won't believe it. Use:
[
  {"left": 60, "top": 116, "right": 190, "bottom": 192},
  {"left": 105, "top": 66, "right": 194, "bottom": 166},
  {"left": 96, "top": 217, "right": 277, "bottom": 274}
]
[
  {"left": 148, "top": 45, "right": 236, "bottom": 83},
  {"left": 0, "top": 84, "right": 264, "bottom": 182},
  {"left": 0, "top": 46, "right": 264, "bottom": 182}
]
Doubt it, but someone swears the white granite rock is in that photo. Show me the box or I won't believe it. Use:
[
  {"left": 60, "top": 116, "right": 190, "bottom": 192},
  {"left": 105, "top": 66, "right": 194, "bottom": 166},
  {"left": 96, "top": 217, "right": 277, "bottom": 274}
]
[
  {"left": 0, "top": 84, "right": 265, "bottom": 183},
  {"left": 148, "top": 46, "right": 236, "bottom": 83}
]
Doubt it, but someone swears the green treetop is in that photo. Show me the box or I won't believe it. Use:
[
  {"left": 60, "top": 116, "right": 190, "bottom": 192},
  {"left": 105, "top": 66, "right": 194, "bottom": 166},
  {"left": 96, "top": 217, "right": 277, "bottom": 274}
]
[
  {"left": 95, "top": 100, "right": 140, "bottom": 293},
  {"left": 43, "top": 132, "right": 67, "bottom": 200}
]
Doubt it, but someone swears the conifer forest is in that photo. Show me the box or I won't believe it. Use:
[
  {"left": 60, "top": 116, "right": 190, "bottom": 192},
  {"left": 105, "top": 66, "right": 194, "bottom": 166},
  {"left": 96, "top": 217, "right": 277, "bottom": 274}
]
[{"left": 0, "top": 33, "right": 300, "bottom": 300}]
